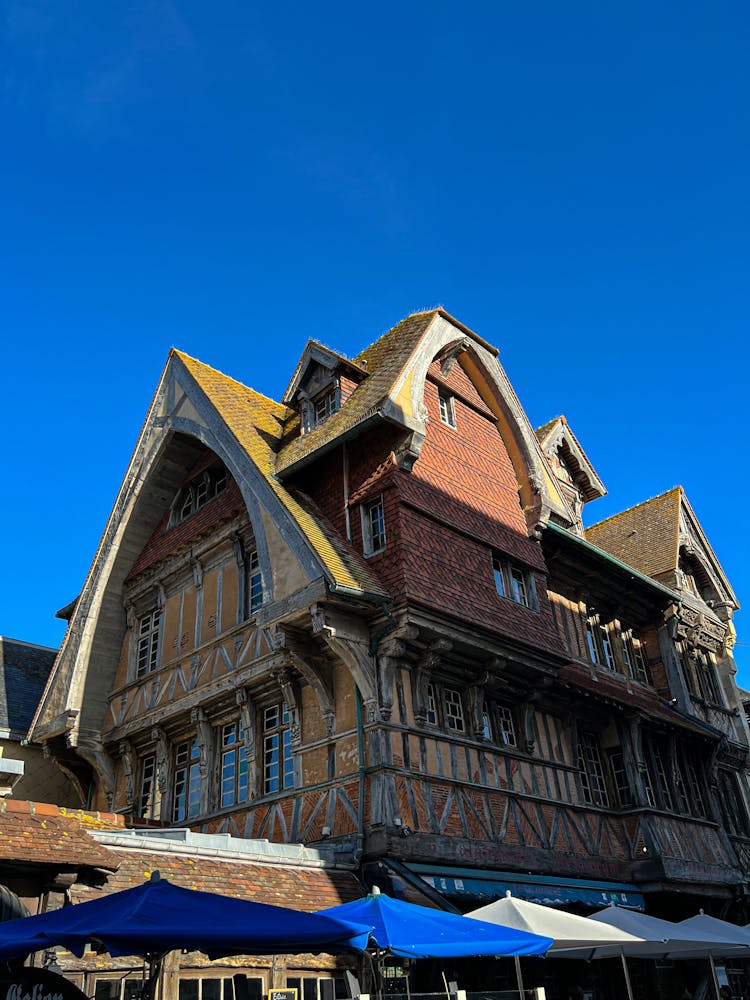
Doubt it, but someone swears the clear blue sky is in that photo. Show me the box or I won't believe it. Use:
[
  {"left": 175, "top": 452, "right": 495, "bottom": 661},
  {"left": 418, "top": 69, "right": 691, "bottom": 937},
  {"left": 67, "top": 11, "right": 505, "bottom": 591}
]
[{"left": 2, "top": 2, "right": 748, "bottom": 680}]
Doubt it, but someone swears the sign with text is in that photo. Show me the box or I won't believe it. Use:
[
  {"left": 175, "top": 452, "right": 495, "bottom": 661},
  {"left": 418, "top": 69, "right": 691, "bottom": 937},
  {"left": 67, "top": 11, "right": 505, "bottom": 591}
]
[
  {"left": 269, "top": 990, "right": 298, "bottom": 1000},
  {"left": 0, "top": 968, "right": 88, "bottom": 1000}
]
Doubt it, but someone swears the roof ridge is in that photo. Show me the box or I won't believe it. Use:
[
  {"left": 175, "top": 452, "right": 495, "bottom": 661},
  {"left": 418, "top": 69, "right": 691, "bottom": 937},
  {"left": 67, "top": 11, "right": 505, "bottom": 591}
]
[
  {"left": 586, "top": 485, "right": 683, "bottom": 531},
  {"left": 173, "top": 349, "right": 290, "bottom": 414}
]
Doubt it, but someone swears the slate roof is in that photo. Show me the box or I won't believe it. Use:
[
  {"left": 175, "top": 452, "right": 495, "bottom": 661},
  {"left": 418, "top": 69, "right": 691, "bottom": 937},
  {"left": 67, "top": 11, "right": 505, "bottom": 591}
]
[
  {"left": 585, "top": 487, "right": 682, "bottom": 579},
  {"left": 0, "top": 800, "right": 122, "bottom": 870},
  {"left": 176, "top": 352, "right": 387, "bottom": 600},
  {"left": 0, "top": 638, "right": 57, "bottom": 734}
]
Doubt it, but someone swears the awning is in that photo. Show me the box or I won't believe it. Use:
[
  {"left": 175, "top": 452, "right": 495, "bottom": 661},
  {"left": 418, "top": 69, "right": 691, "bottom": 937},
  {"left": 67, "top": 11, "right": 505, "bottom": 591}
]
[{"left": 406, "top": 864, "right": 644, "bottom": 911}]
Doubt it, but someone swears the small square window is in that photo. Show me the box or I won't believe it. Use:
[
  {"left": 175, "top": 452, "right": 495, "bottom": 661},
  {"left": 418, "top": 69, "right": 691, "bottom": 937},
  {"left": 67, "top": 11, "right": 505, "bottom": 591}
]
[
  {"left": 493, "top": 555, "right": 535, "bottom": 609},
  {"left": 362, "top": 496, "right": 386, "bottom": 555},
  {"left": 438, "top": 390, "right": 456, "bottom": 428}
]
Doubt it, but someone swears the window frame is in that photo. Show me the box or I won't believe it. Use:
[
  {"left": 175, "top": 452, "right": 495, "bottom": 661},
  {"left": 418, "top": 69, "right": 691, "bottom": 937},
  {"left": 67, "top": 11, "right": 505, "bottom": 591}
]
[
  {"left": 492, "top": 554, "right": 536, "bottom": 610},
  {"left": 262, "top": 702, "right": 297, "bottom": 795},
  {"left": 361, "top": 495, "right": 386, "bottom": 556},
  {"left": 136, "top": 607, "right": 163, "bottom": 679},
  {"left": 220, "top": 720, "right": 249, "bottom": 809},
  {"left": 172, "top": 737, "right": 202, "bottom": 822},
  {"left": 168, "top": 465, "right": 228, "bottom": 529},
  {"left": 577, "top": 731, "right": 609, "bottom": 807},
  {"left": 425, "top": 682, "right": 466, "bottom": 734},
  {"left": 137, "top": 751, "right": 161, "bottom": 820},
  {"left": 438, "top": 389, "right": 457, "bottom": 429}
]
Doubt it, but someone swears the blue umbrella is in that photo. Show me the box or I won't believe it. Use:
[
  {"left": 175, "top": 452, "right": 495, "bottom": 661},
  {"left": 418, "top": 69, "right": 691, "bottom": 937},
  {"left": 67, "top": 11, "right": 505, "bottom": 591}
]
[
  {"left": 0, "top": 874, "right": 373, "bottom": 961},
  {"left": 319, "top": 886, "right": 552, "bottom": 959}
]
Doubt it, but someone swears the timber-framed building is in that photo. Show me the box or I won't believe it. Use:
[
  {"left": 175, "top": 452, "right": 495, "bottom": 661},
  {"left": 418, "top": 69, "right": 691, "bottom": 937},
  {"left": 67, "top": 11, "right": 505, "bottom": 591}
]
[{"left": 30, "top": 308, "right": 749, "bottom": 920}]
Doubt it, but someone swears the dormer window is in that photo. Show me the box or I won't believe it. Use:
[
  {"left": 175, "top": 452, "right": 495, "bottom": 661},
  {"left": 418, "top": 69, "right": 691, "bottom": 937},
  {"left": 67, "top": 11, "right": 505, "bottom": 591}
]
[
  {"left": 313, "top": 387, "right": 338, "bottom": 426},
  {"left": 169, "top": 465, "right": 228, "bottom": 528}
]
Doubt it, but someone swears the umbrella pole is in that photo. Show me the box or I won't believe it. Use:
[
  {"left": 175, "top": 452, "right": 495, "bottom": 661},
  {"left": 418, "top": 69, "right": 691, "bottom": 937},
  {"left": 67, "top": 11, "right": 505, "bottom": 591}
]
[
  {"left": 514, "top": 955, "right": 525, "bottom": 1000},
  {"left": 708, "top": 954, "right": 722, "bottom": 1000},
  {"left": 619, "top": 949, "right": 634, "bottom": 1000}
]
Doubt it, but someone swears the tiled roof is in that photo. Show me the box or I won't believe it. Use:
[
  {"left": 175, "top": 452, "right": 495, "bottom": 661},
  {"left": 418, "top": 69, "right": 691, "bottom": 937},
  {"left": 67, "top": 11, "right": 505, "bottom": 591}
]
[
  {"left": 585, "top": 487, "right": 682, "bottom": 580},
  {"left": 0, "top": 801, "right": 122, "bottom": 869},
  {"left": 176, "top": 352, "right": 387, "bottom": 600},
  {"left": 0, "top": 638, "right": 57, "bottom": 733},
  {"left": 535, "top": 416, "right": 564, "bottom": 444},
  {"left": 71, "top": 848, "right": 363, "bottom": 912},
  {"left": 276, "top": 310, "right": 441, "bottom": 474}
]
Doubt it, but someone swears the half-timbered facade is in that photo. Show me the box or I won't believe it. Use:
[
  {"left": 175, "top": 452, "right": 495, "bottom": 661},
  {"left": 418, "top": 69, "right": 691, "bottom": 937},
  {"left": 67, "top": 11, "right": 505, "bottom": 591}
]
[{"left": 31, "top": 309, "right": 748, "bottom": 919}]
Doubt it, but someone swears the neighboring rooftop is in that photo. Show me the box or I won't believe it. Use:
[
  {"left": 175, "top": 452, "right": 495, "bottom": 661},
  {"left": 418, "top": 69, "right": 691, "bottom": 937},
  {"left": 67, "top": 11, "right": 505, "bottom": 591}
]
[
  {"left": 585, "top": 487, "right": 683, "bottom": 581},
  {"left": 0, "top": 637, "right": 58, "bottom": 736}
]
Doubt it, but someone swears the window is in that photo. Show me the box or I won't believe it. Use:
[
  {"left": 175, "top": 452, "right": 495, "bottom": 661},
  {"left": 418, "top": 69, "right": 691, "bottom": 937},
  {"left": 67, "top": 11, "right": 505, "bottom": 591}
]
[
  {"left": 178, "top": 978, "right": 262, "bottom": 1000},
  {"left": 438, "top": 389, "right": 456, "bottom": 428},
  {"left": 608, "top": 751, "right": 633, "bottom": 806},
  {"left": 493, "top": 555, "right": 535, "bottom": 609},
  {"left": 622, "top": 628, "right": 651, "bottom": 685},
  {"left": 425, "top": 683, "right": 465, "bottom": 733},
  {"left": 718, "top": 770, "right": 750, "bottom": 836},
  {"left": 248, "top": 549, "right": 263, "bottom": 612},
  {"left": 362, "top": 495, "right": 386, "bottom": 555},
  {"left": 138, "top": 752, "right": 161, "bottom": 820},
  {"left": 578, "top": 732, "right": 609, "bottom": 806},
  {"left": 173, "top": 739, "right": 202, "bottom": 821},
  {"left": 263, "top": 703, "right": 296, "bottom": 794},
  {"left": 169, "top": 466, "right": 228, "bottom": 528},
  {"left": 644, "top": 736, "right": 674, "bottom": 811},
  {"left": 684, "top": 753, "right": 707, "bottom": 817},
  {"left": 136, "top": 609, "right": 162, "bottom": 678},
  {"left": 313, "top": 389, "right": 338, "bottom": 426},
  {"left": 585, "top": 613, "right": 615, "bottom": 670},
  {"left": 492, "top": 704, "right": 517, "bottom": 747},
  {"left": 220, "top": 722, "right": 249, "bottom": 808}
]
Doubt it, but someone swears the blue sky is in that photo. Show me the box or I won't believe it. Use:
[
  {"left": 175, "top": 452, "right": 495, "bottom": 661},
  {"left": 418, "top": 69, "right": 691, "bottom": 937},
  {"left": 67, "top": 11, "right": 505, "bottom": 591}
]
[{"left": 2, "top": 2, "right": 749, "bottom": 680}]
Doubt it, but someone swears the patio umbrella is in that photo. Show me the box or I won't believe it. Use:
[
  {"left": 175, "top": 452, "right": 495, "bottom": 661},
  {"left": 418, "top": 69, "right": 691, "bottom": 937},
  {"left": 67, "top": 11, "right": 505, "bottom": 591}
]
[
  {"left": 466, "top": 892, "right": 645, "bottom": 1000},
  {"left": 319, "top": 886, "right": 553, "bottom": 959},
  {"left": 570, "top": 904, "right": 750, "bottom": 999},
  {"left": 676, "top": 912, "right": 750, "bottom": 998},
  {"left": 0, "top": 873, "right": 373, "bottom": 962}
]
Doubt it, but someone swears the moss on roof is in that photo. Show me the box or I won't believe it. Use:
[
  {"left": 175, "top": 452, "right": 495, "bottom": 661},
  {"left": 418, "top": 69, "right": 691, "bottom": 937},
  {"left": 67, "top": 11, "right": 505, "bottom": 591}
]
[
  {"left": 276, "top": 310, "right": 441, "bottom": 474},
  {"left": 174, "top": 351, "right": 387, "bottom": 599},
  {"left": 585, "top": 487, "right": 683, "bottom": 580}
]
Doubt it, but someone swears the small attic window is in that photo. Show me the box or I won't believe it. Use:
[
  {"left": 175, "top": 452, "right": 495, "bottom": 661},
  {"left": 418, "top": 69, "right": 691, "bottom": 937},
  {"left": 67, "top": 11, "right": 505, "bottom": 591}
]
[
  {"left": 169, "top": 465, "right": 228, "bottom": 529},
  {"left": 301, "top": 383, "right": 340, "bottom": 433}
]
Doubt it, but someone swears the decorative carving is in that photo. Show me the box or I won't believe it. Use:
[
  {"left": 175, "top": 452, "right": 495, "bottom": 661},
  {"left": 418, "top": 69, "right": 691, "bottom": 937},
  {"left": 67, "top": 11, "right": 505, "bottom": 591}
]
[
  {"left": 519, "top": 703, "right": 536, "bottom": 755},
  {"left": 236, "top": 688, "right": 259, "bottom": 799},
  {"left": 119, "top": 740, "right": 136, "bottom": 810},
  {"left": 191, "top": 707, "right": 212, "bottom": 784},
  {"left": 377, "top": 642, "right": 404, "bottom": 722},
  {"left": 152, "top": 727, "right": 170, "bottom": 796},
  {"left": 393, "top": 431, "right": 426, "bottom": 472},
  {"left": 273, "top": 668, "right": 301, "bottom": 747},
  {"left": 465, "top": 685, "right": 486, "bottom": 739},
  {"left": 437, "top": 337, "right": 470, "bottom": 376},
  {"left": 412, "top": 639, "right": 452, "bottom": 726},
  {"left": 191, "top": 557, "right": 203, "bottom": 590}
]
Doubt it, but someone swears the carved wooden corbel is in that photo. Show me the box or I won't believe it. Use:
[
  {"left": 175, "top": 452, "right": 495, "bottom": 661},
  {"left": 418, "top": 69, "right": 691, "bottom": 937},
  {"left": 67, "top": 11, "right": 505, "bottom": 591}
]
[
  {"left": 152, "top": 727, "right": 170, "bottom": 798},
  {"left": 465, "top": 685, "right": 487, "bottom": 739},
  {"left": 273, "top": 667, "right": 302, "bottom": 748},
  {"left": 236, "top": 688, "right": 259, "bottom": 799},
  {"left": 119, "top": 740, "right": 136, "bottom": 811},
  {"left": 393, "top": 431, "right": 426, "bottom": 472},
  {"left": 191, "top": 556, "right": 204, "bottom": 591},
  {"left": 437, "top": 337, "right": 471, "bottom": 376},
  {"left": 377, "top": 640, "right": 405, "bottom": 722},
  {"left": 412, "top": 639, "right": 452, "bottom": 726},
  {"left": 518, "top": 703, "right": 536, "bottom": 755}
]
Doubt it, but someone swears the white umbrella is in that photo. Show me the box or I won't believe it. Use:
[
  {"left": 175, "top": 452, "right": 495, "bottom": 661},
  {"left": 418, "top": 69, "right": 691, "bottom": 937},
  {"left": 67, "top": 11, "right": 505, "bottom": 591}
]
[
  {"left": 467, "top": 892, "right": 646, "bottom": 1000},
  {"left": 676, "top": 913, "right": 750, "bottom": 997}
]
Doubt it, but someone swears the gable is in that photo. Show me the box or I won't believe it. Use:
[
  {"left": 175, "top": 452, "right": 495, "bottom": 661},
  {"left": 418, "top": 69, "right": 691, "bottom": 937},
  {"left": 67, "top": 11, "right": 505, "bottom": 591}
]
[{"left": 30, "top": 352, "right": 386, "bottom": 757}]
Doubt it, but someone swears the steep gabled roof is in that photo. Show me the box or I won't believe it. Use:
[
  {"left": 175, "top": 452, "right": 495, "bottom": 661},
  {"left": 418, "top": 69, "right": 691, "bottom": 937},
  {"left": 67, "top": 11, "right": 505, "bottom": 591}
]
[
  {"left": 536, "top": 415, "right": 606, "bottom": 503},
  {"left": 585, "top": 487, "right": 682, "bottom": 580},
  {"left": 176, "top": 352, "right": 387, "bottom": 599},
  {"left": 283, "top": 339, "right": 368, "bottom": 405}
]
